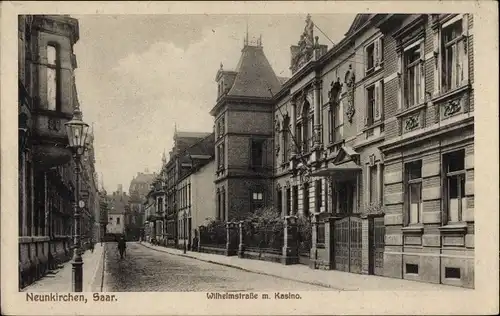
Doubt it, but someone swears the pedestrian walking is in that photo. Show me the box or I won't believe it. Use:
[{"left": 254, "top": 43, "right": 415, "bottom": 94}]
[
  {"left": 90, "top": 239, "right": 95, "bottom": 253},
  {"left": 117, "top": 236, "right": 126, "bottom": 259}
]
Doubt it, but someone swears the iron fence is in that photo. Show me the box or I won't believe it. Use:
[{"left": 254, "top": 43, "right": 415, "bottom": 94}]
[
  {"left": 199, "top": 223, "right": 226, "bottom": 249},
  {"left": 243, "top": 221, "right": 284, "bottom": 255},
  {"left": 297, "top": 217, "right": 312, "bottom": 256}
]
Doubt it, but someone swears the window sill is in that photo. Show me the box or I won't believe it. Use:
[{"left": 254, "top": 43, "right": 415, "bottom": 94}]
[
  {"left": 439, "top": 223, "right": 467, "bottom": 233},
  {"left": 432, "top": 84, "right": 471, "bottom": 104},
  {"left": 402, "top": 225, "right": 424, "bottom": 234},
  {"left": 395, "top": 102, "right": 427, "bottom": 119},
  {"left": 362, "top": 120, "right": 384, "bottom": 133}
]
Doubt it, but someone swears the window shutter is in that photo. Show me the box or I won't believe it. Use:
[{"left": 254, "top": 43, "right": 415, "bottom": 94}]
[
  {"left": 461, "top": 14, "right": 469, "bottom": 85},
  {"left": 397, "top": 53, "right": 403, "bottom": 109},
  {"left": 374, "top": 81, "right": 381, "bottom": 121},
  {"left": 419, "top": 41, "right": 426, "bottom": 104},
  {"left": 364, "top": 46, "right": 369, "bottom": 74},
  {"left": 433, "top": 29, "right": 440, "bottom": 95},
  {"left": 376, "top": 36, "right": 384, "bottom": 66}
]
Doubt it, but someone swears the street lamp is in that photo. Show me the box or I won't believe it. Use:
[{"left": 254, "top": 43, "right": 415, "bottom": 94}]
[{"left": 65, "top": 105, "right": 89, "bottom": 292}]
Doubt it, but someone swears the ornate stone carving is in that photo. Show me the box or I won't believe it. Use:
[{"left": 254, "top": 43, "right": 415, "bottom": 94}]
[
  {"left": 443, "top": 99, "right": 462, "bottom": 117},
  {"left": 328, "top": 78, "right": 342, "bottom": 106},
  {"left": 290, "top": 14, "right": 316, "bottom": 74},
  {"left": 48, "top": 118, "right": 61, "bottom": 131},
  {"left": 404, "top": 115, "right": 420, "bottom": 131},
  {"left": 344, "top": 65, "right": 356, "bottom": 123}
]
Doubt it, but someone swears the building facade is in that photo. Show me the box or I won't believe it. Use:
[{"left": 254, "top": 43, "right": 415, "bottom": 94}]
[
  {"left": 210, "top": 37, "right": 283, "bottom": 222},
  {"left": 128, "top": 171, "right": 155, "bottom": 241},
  {"left": 177, "top": 157, "right": 216, "bottom": 249},
  {"left": 105, "top": 186, "right": 128, "bottom": 236},
  {"left": 211, "top": 13, "right": 474, "bottom": 288},
  {"left": 18, "top": 15, "right": 99, "bottom": 289}
]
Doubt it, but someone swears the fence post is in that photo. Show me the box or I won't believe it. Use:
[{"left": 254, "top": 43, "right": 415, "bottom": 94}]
[
  {"left": 282, "top": 215, "right": 299, "bottom": 265},
  {"left": 225, "top": 222, "right": 237, "bottom": 256},
  {"left": 309, "top": 213, "right": 319, "bottom": 269},
  {"left": 361, "top": 215, "right": 371, "bottom": 275},
  {"left": 238, "top": 221, "right": 245, "bottom": 258}
]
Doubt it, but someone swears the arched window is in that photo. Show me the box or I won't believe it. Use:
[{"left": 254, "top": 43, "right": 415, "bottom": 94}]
[
  {"left": 302, "top": 100, "right": 311, "bottom": 152},
  {"left": 46, "top": 45, "right": 58, "bottom": 111},
  {"left": 282, "top": 115, "right": 290, "bottom": 162}
]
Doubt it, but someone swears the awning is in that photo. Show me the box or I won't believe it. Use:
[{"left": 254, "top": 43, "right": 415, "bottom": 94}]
[{"left": 310, "top": 160, "right": 362, "bottom": 178}]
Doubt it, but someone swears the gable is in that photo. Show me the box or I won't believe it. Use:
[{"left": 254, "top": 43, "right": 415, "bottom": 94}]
[
  {"left": 345, "top": 14, "right": 374, "bottom": 37},
  {"left": 332, "top": 145, "right": 360, "bottom": 165}
]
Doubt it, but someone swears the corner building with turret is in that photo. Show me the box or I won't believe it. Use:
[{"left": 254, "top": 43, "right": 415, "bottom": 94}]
[{"left": 212, "top": 14, "right": 474, "bottom": 288}]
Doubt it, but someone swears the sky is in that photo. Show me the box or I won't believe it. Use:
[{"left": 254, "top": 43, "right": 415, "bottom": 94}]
[{"left": 73, "top": 14, "right": 355, "bottom": 193}]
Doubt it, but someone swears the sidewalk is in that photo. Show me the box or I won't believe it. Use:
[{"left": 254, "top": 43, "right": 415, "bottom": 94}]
[
  {"left": 21, "top": 243, "right": 106, "bottom": 292},
  {"left": 140, "top": 242, "right": 469, "bottom": 291}
]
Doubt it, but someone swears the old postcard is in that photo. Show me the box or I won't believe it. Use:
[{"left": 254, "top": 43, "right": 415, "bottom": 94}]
[{"left": 1, "top": 1, "right": 498, "bottom": 315}]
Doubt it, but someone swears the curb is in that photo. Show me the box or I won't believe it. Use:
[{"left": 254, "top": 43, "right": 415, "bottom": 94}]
[
  {"left": 100, "top": 245, "right": 106, "bottom": 292},
  {"left": 139, "top": 242, "right": 344, "bottom": 290}
]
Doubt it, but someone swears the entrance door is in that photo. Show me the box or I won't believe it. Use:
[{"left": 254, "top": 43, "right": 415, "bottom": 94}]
[
  {"left": 334, "top": 216, "right": 362, "bottom": 273},
  {"left": 370, "top": 216, "right": 385, "bottom": 276}
]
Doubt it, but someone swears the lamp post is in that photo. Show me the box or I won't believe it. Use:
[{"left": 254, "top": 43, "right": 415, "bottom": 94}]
[{"left": 65, "top": 105, "right": 89, "bottom": 292}]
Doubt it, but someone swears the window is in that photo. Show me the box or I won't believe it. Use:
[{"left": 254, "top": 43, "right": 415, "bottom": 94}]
[
  {"left": 445, "top": 267, "right": 461, "bottom": 279},
  {"left": 286, "top": 187, "right": 291, "bottom": 215},
  {"left": 334, "top": 100, "right": 344, "bottom": 142},
  {"left": 251, "top": 191, "right": 264, "bottom": 212},
  {"left": 251, "top": 139, "right": 265, "bottom": 167},
  {"left": 366, "top": 43, "right": 375, "bottom": 71},
  {"left": 366, "top": 85, "right": 375, "bottom": 126},
  {"left": 406, "top": 263, "right": 419, "bottom": 274},
  {"left": 221, "top": 189, "right": 226, "bottom": 221},
  {"left": 301, "top": 102, "right": 311, "bottom": 153},
  {"left": 365, "top": 37, "right": 384, "bottom": 75},
  {"left": 292, "top": 185, "right": 298, "bottom": 215},
  {"left": 282, "top": 117, "right": 290, "bottom": 163},
  {"left": 303, "top": 182, "right": 310, "bottom": 216},
  {"left": 328, "top": 107, "right": 334, "bottom": 143},
  {"left": 47, "top": 45, "right": 58, "bottom": 111},
  {"left": 217, "top": 143, "right": 225, "bottom": 170},
  {"left": 443, "top": 150, "right": 466, "bottom": 223},
  {"left": 252, "top": 192, "right": 263, "bottom": 201},
  {"left": 369, "top": 165, "right": 378, "bottom": 204},
  {"left": 216, "top": 189, "right": 221, "bottom": 219},
  {"left": 308, "top": 114, "right": 314, "bottom": 150},
  {"left": 117, "top": 217, "right": 120, "bottom": 225},
  {"left": 405, "top": 160, "right": 423, "bottom": 225},
  {"left": 276, "top": 189, "right": 283, "bottom": 215},
  {"left": 296, "top": 123, "right": 302, "bottom": 153},
  {"left": 315, "top": 180, "right": 322, "bottom": 213},
  {"left": 404, "top": 43, "right": 422, "bottom": 107},
  {"left": 336, "top": 181, "right": 354, "bottom": 214},
  {"left": 442, "top": 19, "right": 465, "bottom": 92}
]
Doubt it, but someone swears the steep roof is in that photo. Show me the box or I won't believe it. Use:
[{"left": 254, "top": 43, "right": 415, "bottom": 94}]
[
  {"left": 227, "top": 44, "right": 281, "bottom": 98},
  {"left": 131, "top": 172, "right": 155, "bottom": 184}
]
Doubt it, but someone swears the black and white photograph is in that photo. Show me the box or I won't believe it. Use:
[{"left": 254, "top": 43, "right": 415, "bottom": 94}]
[{"left": 1, "top": 1, "right": 498, "bottom": 315}]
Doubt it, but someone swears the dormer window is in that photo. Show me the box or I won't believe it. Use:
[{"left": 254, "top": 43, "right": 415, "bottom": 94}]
[{"left": 46, "top": 44, "right": 58, "bottom": 111}]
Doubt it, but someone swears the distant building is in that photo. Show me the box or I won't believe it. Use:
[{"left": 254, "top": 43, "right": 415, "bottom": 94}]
[
  {"left": 106, "top": 185, "right": 129, "bottom": 236},
  {"left": 127, "top": 170, "right": 155, "bottom": 240}
]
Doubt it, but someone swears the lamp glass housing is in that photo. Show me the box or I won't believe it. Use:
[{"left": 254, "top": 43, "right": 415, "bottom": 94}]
[{"left": 65, "top": 109, "right": 89, "bottom": 150}]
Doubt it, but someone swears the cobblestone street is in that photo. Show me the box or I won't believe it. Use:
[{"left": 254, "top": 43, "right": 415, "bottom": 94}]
[{"left": 103, "top": 242, "right": 325, "bottom": 292}]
